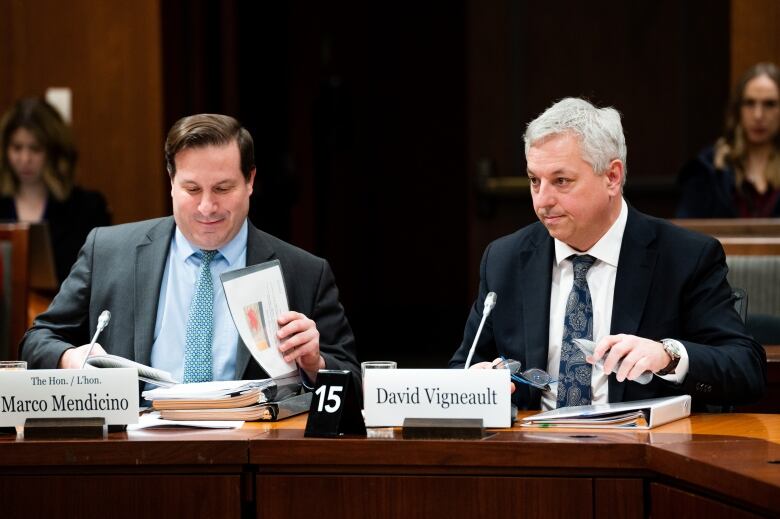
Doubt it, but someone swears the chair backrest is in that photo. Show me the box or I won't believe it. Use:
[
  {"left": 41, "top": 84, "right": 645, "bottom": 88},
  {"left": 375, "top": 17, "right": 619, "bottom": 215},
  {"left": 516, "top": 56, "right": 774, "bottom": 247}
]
[
  {"left": 725, "top": 256, "right": 780, "bottom": 316},
  {"left": 745, "top": 313, "right": 780, "bottom": 345},
  {"left": 732, "top": 287, "right": 748, "bottom": 323},
  {"left": 0, "top": 223, "right": 30, "bottom": 360}
]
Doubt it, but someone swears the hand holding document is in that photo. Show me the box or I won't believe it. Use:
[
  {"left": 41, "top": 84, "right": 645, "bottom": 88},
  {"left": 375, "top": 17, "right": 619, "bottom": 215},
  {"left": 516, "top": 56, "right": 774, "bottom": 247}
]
[
  {"left": 574, "top": 338, "right": 653, "bottom": 385},
  {"left": 220, "top": 260, "right": 298, "bottom": 378}
]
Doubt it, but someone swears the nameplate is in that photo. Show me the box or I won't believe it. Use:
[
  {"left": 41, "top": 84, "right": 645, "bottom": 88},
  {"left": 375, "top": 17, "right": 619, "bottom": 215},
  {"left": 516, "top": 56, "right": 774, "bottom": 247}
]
[
  {"left": 363, "top": 369, "right": 511, "bottom": 428},
  {"left": 0, "top": 369, "right": 139, "bottom": 426}
]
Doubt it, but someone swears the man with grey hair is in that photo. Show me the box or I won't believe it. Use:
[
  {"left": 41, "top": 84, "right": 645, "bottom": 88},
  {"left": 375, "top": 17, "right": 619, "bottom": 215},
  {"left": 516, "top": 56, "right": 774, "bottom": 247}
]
[{"left": 450, "top": 97, "right": 765, "bottom": 411}]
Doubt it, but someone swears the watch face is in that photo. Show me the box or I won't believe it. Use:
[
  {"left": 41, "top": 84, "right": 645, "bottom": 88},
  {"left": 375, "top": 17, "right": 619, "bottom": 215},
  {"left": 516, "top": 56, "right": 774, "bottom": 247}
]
[
  {"left": 658, "top": 340, "right": 681, "bottom": 376},
  {"left": 664, "top": 340, "right": 681, "bottom": 359}
]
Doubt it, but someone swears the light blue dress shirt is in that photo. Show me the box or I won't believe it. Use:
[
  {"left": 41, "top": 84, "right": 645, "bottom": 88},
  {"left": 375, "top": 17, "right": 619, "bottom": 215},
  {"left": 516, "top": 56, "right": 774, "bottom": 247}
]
[{"left": 150, "top": 220, "right": 248, "bottom": 383}]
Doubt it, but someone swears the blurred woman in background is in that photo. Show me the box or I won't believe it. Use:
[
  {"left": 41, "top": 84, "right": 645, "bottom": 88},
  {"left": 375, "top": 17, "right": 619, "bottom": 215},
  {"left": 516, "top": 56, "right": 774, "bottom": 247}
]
[
  {"left": 0, "top": 97, "right": 110, "bottom": 284},
  {"left": 677, "top": 62, "right": 780, "bottom": 218}
]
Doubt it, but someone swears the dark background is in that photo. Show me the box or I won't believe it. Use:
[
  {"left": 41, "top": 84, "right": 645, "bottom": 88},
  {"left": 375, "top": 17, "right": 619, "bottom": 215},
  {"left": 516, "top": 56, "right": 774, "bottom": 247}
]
[
  {"left": 4, "top": 0, "right": 754, "bottom": 367},
  {"left": 160, "top": 0, "right": 731, "bottom": 367}
]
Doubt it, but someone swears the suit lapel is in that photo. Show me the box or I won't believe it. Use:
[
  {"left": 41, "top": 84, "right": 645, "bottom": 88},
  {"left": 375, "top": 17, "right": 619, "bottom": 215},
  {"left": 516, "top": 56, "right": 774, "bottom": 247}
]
[
  {"left": 609, "top": 207, "right": 657, "bottom": 402},
  {"left": 134, "top": 218, "right": 176, "bottom": 366},
  {"left": 234, "top": 223, "right": 277, "bottom": 379},
  {"left": 520, "top": 229, "right": 554, "bottom": 406}
]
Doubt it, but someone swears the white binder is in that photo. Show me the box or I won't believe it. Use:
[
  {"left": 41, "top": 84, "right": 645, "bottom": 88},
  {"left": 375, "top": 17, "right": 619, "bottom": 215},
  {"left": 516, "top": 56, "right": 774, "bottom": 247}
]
[{"left": 521, "top": 394, "right": 692, "bottom": 429}]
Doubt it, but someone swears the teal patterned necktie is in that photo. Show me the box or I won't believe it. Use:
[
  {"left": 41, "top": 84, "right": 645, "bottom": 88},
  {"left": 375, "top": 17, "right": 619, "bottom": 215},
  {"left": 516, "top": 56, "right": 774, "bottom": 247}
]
[
  {"left": 183, "top": 249, "right": 217, "bottom": 383},
  {"left": 557, "top": 254, "right": 596, "bottom": 408}
]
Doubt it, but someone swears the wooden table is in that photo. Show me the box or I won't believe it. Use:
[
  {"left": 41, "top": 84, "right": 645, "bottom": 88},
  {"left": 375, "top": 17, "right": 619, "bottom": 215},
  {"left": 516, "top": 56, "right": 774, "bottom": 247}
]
[{"left": 1, "top": 413, "right": 778, "bottom": 518}]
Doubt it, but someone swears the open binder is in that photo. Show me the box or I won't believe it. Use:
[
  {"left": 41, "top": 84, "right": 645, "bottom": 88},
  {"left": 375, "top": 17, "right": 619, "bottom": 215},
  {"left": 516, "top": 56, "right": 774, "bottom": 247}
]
[{"left": 520, "top": 395, "right": 692, "bottom": 429}]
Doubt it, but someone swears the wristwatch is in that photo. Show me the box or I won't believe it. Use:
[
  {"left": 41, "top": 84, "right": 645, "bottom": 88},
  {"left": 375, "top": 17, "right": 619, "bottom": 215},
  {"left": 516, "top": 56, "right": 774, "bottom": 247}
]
[{"left": 656, "top": 339, "right": 682, "bottom": 376}]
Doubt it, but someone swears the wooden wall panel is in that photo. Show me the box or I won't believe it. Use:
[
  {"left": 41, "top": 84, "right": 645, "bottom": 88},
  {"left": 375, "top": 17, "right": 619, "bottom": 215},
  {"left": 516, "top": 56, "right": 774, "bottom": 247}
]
[
  {"left": 258, "top": 475, "right": 593, "bottom": 519},
  {"left": 650, "top": 482, "right": 763, "bottom": 519},
  {"left": 466, "top": 0, "right": 730, "bottom": 289},
  {"left": 731, "top": 0, "right": 780, "bottom": 86},
  {"left": 0, "top": 474, "right": 242, "bottom": 518},
  {"left": 0, "top": 0, "right": 166, "bottom": 224}
]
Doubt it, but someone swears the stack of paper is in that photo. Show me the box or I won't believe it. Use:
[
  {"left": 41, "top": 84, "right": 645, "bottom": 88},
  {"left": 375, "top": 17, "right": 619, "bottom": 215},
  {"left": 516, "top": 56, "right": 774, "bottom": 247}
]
[
  {"left": 141, "top": 376, "right": 309, "bottom": 422},
  {"left": 152, "top": 393, "right": 312, "bottom": 422},
  {"left": 143, "top": 379, "right": 279, "bottom": 401}
]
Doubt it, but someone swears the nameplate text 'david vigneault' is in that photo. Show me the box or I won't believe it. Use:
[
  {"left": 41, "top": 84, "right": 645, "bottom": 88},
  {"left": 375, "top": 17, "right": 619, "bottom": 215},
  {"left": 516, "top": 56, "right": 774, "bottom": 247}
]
[{"left": 363, "top": 369, "right": 511, "bottom": 427}]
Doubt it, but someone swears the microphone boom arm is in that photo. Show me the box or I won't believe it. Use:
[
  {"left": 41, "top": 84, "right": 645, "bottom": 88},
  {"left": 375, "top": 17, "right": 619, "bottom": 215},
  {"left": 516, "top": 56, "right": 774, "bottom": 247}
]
[{"left": 464, "top": 292, "right": 496, "bottom": 369}]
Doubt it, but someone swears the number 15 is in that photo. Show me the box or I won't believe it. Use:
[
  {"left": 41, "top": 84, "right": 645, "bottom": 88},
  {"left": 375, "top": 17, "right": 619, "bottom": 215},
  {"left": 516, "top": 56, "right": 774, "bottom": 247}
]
[{"left": 315, "top": 385, "right": 343, "bottom": 413}]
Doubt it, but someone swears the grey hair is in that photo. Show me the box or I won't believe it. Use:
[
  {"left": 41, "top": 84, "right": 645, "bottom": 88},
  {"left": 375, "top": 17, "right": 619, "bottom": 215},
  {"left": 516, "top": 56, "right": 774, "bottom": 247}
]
[{"left": 524, "top": 97, "right": 627, "bottom": 185}]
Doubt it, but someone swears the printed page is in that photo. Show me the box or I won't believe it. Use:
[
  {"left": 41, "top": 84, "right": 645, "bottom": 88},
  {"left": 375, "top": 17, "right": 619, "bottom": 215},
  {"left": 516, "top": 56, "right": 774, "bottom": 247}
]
[
  {"left": 127, "top": 413, "right": 244, "bottom": 429},
  {"left": 220, "top": 260, "right": 298, "bottom": 378}
]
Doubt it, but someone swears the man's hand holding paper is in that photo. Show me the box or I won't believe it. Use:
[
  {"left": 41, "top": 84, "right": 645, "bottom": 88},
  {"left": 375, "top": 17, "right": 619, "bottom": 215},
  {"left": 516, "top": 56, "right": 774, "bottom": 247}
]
[
  {"left": 277, "top": 311, "right": 326, "bottom": 381},
  {"left": 589, "top": 334, "right": 677, "bottom": 382}
]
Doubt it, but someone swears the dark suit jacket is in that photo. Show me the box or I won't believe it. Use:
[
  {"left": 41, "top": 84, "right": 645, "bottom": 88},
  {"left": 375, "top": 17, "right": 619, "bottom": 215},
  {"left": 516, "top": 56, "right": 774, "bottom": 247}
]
[
  {"left": 676, "top": 147, "right": 780, "bottom": 218},
  {"left": 20, "top": 217, "right": 359, "bottom": 384},
  {"left": 449, "top": 207, "right": 767, "bottom": 410},
  {"left": 0, "top": 187, "right": 111, "bottom": 284}
]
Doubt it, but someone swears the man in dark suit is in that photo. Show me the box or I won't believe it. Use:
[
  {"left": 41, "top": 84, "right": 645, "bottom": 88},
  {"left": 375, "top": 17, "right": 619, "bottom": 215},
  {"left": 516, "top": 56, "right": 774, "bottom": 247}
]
[
  {"left": 450, "top": 98, "right": 766, "bottom": 410},
  {"left": 21, "top": 114, "right": 359, "bottom": 385}
]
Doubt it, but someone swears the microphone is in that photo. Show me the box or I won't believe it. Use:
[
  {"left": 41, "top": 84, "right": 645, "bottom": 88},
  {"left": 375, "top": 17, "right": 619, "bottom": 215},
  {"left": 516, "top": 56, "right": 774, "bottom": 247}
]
[
  {"left": 464, "top": 292, "right": 497, "bottom": 369},
  {"left": 80, "top": 310, "right": 111, "bottom": 369}
]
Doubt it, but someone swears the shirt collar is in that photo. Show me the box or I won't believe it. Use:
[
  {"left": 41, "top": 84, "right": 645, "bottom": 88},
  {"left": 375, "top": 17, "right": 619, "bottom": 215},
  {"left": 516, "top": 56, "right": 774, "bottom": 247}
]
[
  {"left": 554, "top": 197, "right": 628, "bottom": 268},
  {"left": 174, "top": 219, "right": 248, "bottom": 266}
]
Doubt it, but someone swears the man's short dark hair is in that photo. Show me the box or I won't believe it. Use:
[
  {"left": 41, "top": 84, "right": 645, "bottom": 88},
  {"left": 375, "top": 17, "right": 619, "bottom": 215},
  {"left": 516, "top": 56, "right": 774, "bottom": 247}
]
[{"left": 165, "top": 114, "right": 255, "bottom": 180}]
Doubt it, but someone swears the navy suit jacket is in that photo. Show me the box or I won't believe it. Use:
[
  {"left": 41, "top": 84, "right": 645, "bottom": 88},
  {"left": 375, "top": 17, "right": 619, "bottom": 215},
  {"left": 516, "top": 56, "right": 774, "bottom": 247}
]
[{"left": 450, "top": 207, "right": 766, "bottom": 410}]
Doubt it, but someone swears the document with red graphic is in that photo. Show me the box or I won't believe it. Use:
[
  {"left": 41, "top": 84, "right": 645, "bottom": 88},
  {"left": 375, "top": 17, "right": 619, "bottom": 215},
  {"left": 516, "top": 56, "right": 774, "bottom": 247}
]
[{"left": 220, "top": 260, "right": 298, "bottom": 378}]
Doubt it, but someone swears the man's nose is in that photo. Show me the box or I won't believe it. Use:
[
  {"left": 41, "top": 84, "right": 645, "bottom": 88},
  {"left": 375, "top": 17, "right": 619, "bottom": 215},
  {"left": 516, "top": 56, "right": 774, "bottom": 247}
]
[
  {"left": 198, "top": 192, "right": 218, "bottom": 214},
  {"left": 535, "top": 180, "right": 555, "bottom": 207}
]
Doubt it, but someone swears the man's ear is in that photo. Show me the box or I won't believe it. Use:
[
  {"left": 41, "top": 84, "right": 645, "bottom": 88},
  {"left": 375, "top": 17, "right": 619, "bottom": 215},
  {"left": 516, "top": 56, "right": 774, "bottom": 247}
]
[
  {"left": 605, "top": 159, "right": 623, "bottom": 194},
  {"left": 247, "top": 168, "right": 256, "bottom": 195}
]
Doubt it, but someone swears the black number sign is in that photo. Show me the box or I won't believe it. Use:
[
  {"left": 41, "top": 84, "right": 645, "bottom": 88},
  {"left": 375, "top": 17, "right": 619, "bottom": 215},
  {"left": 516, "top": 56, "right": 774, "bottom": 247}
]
[{"left": 304, "top": 370, "right": 366, "bottom": 437}]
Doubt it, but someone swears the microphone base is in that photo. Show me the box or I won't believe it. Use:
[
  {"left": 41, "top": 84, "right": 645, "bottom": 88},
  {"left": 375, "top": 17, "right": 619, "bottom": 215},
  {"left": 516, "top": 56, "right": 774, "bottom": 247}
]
[{"left": 402, "top": 418, "right": 484, "bottom": 440}]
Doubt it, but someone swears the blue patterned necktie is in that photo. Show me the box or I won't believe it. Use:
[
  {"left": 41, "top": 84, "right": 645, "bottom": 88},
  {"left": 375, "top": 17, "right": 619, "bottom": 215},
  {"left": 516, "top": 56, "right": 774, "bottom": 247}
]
[
  {"left": 183, "top": 249, "right": 218, "bottom": 383},
  {"left": 557, "top": 254, "right": 596, "bottom": 408}
]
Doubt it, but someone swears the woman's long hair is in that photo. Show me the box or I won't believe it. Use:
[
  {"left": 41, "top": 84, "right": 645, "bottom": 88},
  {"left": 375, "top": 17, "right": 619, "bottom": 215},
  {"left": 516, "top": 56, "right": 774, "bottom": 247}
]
[
  {"left": 0, "top": 97, "right": 76, "bottom": 200},
  {"left": 715, "top": 62, "right": 780, "bottom": 190}
]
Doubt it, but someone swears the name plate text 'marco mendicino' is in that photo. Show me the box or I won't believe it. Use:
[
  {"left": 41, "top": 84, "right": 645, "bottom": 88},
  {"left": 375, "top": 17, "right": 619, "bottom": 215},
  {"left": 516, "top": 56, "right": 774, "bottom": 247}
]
[{"left": 0, "top": 368, "right": 139, "bottom": 426}]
